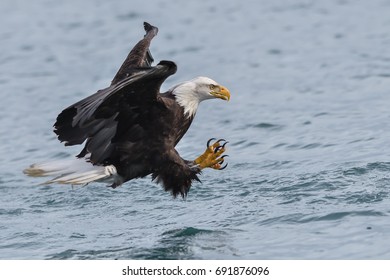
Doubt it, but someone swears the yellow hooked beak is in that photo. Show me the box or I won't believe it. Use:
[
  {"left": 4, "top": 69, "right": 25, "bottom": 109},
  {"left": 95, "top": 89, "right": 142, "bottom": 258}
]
[{"left": 210, "top": 85, "right": 230, "bottom": 101}]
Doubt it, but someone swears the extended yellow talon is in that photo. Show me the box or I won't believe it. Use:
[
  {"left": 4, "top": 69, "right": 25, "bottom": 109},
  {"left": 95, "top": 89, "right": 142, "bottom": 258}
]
[{"left": 194, "top": 138, "right": 228, "bottom": 170}]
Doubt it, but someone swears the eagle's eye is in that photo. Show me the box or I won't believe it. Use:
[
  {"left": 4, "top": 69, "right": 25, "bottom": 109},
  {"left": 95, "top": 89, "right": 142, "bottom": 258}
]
[{"left": 209, "top": 84, "right": 216, "bottom": 91}]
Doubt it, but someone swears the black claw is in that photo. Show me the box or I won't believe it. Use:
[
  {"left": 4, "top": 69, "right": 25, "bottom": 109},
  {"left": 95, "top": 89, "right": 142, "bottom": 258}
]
[
  {"left": 217, "top": 138, "right": 226, "bottom": 143},
  {"left": 219, "top": 163, "right": 228, "bottom": 170},
  {"left": 218, "top": 155, "right": 229, "bottom": 169},
  {"left": 214, "top": 143, "right": 228, "bottom": 153},
  {"left": 207, "top": 138, "right": 216, "bottom": 148},
  {"left": 214, "top": 145, "right": 222, "bottom": 153}
]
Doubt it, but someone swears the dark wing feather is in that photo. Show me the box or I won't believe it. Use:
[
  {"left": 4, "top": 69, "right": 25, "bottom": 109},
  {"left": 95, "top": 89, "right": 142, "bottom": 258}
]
[
  {"left": 54, "top": 61, "right": 177, "bottom": 164},
  {"left": 111, "top": 22, "right": 158, "bottom": 85}
]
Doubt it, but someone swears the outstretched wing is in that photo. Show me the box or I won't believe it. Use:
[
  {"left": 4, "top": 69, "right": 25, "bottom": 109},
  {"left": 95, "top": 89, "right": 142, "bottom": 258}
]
[
  {"left": 54, "top": 61, "right": 177, "bottom": 163},
  {"left": 111, "top": 22, "right": 158, "bottom": 85}
]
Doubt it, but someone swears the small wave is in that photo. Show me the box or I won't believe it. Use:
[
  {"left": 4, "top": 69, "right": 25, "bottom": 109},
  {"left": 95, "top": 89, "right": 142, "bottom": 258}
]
[
  {"left": 46, "top": 246, "right": 133, "bottom": 260},
  {"left": 275, "top": 179, "right": 337, "bottom": 193},
  {"left": 343, "top": 166, "right": 368, "bottom": 176},
  {"left": 366, "top": 162, "right": 390, "bottom": 171},
  {"left": 312, "top": 210, "right": 385, "bottom": 221},
  {"left": 343, "top": 162, "right": 390, "bottom": 176},
  {"left": 116, "top": 12, "right": 140, "bottom": 21},
  {"left": 313, "top": 112, "right": 329, "bottom": 117},
  {"left": 131, "top": 227, "right": 227, "bottom": 260},
  {"left": 230, "top": 139, "right": 260, "bottom": 149},
  {"left": 0, "top": 208, "right": 24, "bottom": 216},
  {"left": 268, "top": 49, "right": 282, "bottom": 55},
  {"left": 46, "top": 227, "right": 225, "bottom": 260},
  {"left": 259, "top": 210, "right": 386, "bottom": 226},
  {"left": 286, "top": 142, "right": 329, "bottom": 150},
  {"left": 252, "top": 122, "right": 284, "bottom": 131},
  {"left": 345, "top": 192, "right": 387, "bottom": 204},
  {"left": 47, "top": 249, "right": 79, "bottom": 260},
  {"left": 162, "top": 227, "right": 214, "bottom": 238},
  {"left": 69, "top": 233, "right": 87, "bottom": 239}
]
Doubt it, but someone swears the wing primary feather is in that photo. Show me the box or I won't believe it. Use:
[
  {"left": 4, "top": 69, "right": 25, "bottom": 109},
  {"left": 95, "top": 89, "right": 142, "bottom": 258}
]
[{"left": 111, "top": 22, "right": 158, "bottom": 85}]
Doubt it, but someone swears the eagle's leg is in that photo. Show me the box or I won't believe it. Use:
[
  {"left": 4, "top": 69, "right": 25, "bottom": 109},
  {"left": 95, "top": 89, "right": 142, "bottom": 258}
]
[{"left": 194, "top": 138, "right": 228, "bottom": 170}]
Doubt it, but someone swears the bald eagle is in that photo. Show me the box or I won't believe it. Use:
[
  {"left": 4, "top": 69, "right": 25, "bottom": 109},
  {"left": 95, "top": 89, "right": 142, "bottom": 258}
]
[{"left": 24, "top": 22, "right": 230, "bottom": 198}]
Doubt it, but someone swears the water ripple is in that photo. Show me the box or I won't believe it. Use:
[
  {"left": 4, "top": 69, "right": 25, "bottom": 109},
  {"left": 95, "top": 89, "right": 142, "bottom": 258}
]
[
  {"left": 251, "top": 122, "right": 284, "bottom": 130},
  {"left": 3, "top": 0, "right": 390, "bottom": 260},
  {"left": 259, "top": 210, "right": 386, "bottom": 226}
]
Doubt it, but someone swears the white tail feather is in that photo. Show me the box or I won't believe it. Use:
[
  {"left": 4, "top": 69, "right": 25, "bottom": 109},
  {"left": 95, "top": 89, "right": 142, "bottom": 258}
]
[{"left": 23, "top": 157, "right": 119, "bottom": 185}]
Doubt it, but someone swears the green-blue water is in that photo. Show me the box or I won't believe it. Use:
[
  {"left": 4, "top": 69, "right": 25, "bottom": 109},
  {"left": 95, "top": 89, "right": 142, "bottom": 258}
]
[{"left": 2, "top": 0, "right": 390, "bottom": 259}]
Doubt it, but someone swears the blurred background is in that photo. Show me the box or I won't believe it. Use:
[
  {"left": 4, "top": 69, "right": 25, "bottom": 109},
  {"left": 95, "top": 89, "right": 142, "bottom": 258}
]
[{"left": 1, "top": 0, "right": 390, "bottom": 259}]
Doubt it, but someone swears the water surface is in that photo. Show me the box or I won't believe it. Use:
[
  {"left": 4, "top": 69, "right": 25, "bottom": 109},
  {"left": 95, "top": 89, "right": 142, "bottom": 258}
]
[{"left": 1, "top": 0, "right": 390, "bottom": 259}]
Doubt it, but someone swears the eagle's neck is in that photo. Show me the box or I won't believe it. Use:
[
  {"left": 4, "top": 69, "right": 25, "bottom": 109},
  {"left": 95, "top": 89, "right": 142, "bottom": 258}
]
[{"left": 171, "top": 81, "right": 202, "bottom": 118}]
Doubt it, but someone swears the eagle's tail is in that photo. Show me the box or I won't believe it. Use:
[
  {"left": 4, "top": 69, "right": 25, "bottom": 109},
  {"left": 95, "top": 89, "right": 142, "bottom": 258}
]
[{"left": 23, "top": 158, "right": 119, "bottom": 185}]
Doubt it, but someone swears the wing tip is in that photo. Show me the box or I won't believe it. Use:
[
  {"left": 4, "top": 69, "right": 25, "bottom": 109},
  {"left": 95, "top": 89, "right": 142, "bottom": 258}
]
[
  {"left": 157, "top": 60, "right": 177, "bottom": 75},
  {"left": 143, "top": 22, "right": 158, "bottom": 36}
]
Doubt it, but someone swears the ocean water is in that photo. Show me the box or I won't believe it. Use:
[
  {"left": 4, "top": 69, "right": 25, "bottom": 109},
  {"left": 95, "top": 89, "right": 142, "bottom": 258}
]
[{"left": 1, "top": 0, "right": 390, "bottom": 259}]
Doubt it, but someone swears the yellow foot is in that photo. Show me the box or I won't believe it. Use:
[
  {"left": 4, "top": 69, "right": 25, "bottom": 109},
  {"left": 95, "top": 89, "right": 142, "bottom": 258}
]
[{"left": 194, "top": 138, "right": 228, "bottom": 170}]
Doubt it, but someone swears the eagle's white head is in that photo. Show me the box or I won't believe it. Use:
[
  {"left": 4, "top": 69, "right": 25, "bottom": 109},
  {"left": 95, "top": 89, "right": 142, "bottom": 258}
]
[{"left": 171, "top": 76, "right": 230, "bottom": 118}]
